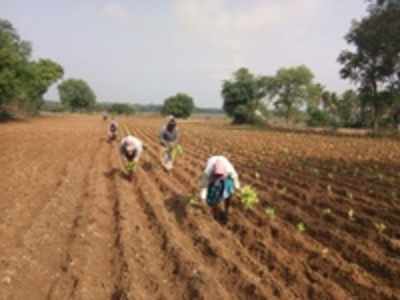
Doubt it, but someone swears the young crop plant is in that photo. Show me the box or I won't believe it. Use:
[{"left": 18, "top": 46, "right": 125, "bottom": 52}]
[
  {"left": 297, "top": 222, "right": 306, "bottom": 233},
  {"left": 188, "top": 194, "right": 199, "bottom": 206},
  {"left": 181, "top": 194, "right": 199, "bottom": 207},
  {"left": 327, "top": 185, "right": 333, "bottom": 197},
  {"left": 322, "top": 208, "right": 332, "bottom": 215},
  {"left": 265, "top": 207, "right": 276, "bottom": 219},
  {"left": 348, "top": 209, "right": 355, "bottom": 221},
  {"left": 374, "top": 222, "right": 386, "bottom": 234},
  {"left": 126, "top": 161, "right": 137, "bottom": 173},
  {"left": 312, "top": 168, "right": 320, "bottom": 176},
  {"left": 239, "top": 186, "right": 259, "bottom": 210},
  {"left": 377, "top": 173, "right": 384, "bottom": 181},
  {"left": 347, "top": 191, "right": 353, "bottom": 201},
  {"left": 278, "top": 187, "right": 287, "bottom": 195}
]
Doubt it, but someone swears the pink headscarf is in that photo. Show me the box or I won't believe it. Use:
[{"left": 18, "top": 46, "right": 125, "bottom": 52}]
[{"left": 213, "top": 159, "right": 227, "bottom": 177}]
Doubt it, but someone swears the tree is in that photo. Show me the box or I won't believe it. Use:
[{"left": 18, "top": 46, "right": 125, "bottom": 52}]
[
  {"left": 320, "top": 91, "right": 340, "bottom": 116},
  {"left": 336, "top": 90, "right": 361, "bottom": 127},
  {"left": 338, "top": 0, "right": 400, "bottom": 129},
  {"left": 265, "top": 65, "right": 316, "bottom": 123},
  {"left": 0, "top": 19, "right": 63, "bottom": 115},
  {"left": 306, "top": 107, "right": 332, "bottom": 127},
  {"left": 58, "top": 79, "right": 96, "bottom": 111},
  {"left": 0, "top": 19, "right": 31, "bottom": 108},
  {"left": 22, "top": 59, "right": 64, "bottom": 112},
  {"left": 307, "top": 83, "right": 325, "bottom": 110},
  {"left": 367, "top": 0, "right": 400, "bottom": 12},
  {"left": 222, "top": 68, "right": 267, "bottom": 124},
  {"left": 161, "top": 93, "right": 195, "bottom": 118}
]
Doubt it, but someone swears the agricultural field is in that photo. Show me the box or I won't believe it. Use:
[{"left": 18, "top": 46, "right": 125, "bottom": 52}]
[{"left": 1, "top": 115, "right": 400, "bottom": 300}]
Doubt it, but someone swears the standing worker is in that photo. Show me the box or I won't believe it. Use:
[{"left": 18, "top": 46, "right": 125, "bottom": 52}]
[
  {"left": 200, "top": 156, "right": 240, "bottom": 223},
  {"left": 108, "top": 119, "right": 118, "bottom": 142},
  {"left": 102, "top": 111, "right": 108, "bottom": 121},
  {"left": 160, "top": 116, "right": 179, "bottom": 171}
]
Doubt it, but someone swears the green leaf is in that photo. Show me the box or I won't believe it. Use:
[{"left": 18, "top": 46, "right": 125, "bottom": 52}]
[
  {"left": 126, "top": 161, "right": 136, "bottom": 173},
  {"left": 240, "top": 185, "right": 259, "bottom": 209}
]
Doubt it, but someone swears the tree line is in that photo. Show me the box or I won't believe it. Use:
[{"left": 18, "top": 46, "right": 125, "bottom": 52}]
[
  {"left": 0, "top": 18, "right": 100, "bottom": 117},
  {"left": 0, "top": 18, "right": 199, "bottom": 119},
  {"left": 222, "top": 0, "right": 400, "bottom": 130},
  {"left": 2, "top": 0, "right": 399, "bottom": 126},
  {"left": 0, "top": 19, "right": 63, "bottom": 116}
]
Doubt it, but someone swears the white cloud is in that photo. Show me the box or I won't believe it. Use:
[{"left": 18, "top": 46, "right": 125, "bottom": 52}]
[
  {"left": 100, "top": 2, "right": 129, "bottom": 19},
  {"left": 173, "top": 0, "right": 322, "bottom": 74},
  {"left": 174, "top": 0, "right": 321, "bottom": 36}
]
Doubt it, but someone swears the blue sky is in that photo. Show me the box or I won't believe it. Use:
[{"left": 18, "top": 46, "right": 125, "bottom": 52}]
[{"left": 1, "top": 0, "right": 366, "bottom": 107}]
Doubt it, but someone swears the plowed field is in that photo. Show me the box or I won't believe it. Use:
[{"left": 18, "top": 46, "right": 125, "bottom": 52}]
[{"left": 1, "top": 115, "right": 400, "bottom": 300}]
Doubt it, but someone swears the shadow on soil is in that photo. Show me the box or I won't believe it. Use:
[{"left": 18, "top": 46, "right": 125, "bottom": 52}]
[
  {"left": 142, "top": 161, "right": 156, "bottom": 172},
  {"left": 104, "top": 167, "right": 133, "bottom": 182},
  {"left": 111, "top": 289, "right": 128, "bottom": 300},
  {"left": 0, "top": 111, "right": 30, "bottom": 123},
  {"left": 165, "top": 196, "right": 189, "bottom": 224},
  {"left": 166, "top": 195, "right": 229, "bottom": 226},
  {"left": 211, "top": 205, "right": 229, "bottom": 225},
  {"left": 165, "top": 195, "right": 205, "bottom": 223}
]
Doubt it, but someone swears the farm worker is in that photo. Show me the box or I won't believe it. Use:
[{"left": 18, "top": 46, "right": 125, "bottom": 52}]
[
  {"left": 160, "top": 115, "right": 179, "bottom": 146},
  {"left": 160, "top": 116, "right": 179, "bottom": 170},
  {"left": 119, "top": 135, "right": 143, "bottom": 164},
  {"left": 200, "top": 156, "right": 240, "bottom": 222},
  {"left": 108, "top": 119, "right": 119, "bottom": 142}
]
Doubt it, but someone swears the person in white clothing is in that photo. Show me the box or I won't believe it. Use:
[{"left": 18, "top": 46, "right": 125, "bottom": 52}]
[
  {"left": 200, "top": 156, "right": 240, "bottom": 222},
  {"left": 119, "top": 135, "right": 143, "bottom": 165}
]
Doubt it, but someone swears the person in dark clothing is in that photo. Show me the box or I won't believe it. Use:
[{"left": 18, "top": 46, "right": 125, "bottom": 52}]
[{"left": 160, "top": 116, "right": 179, "bottom": 170}]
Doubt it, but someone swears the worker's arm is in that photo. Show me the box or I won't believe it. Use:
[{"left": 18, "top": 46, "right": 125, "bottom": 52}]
[
  {"left": 199, "top": 159, "right": 214, "bottom": 201},
  {"left": 225, "top": 160, "right": 241, "bottom": 189},
  {"left": 134, "top": 142, "right": 143, "bottom": 162},
  {"left": 199, "top": 172, "right": 209, "bottom": 202},
  {"left": 160, "top": 128, "right": 167, "bottom": 146}
]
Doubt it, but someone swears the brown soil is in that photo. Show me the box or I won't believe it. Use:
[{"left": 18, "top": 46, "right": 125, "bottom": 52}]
[{"left": 1, "top": 115, "right": 399, "bottom": 300}]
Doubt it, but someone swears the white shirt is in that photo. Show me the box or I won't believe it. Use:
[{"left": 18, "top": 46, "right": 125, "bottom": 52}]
[{"left": 120, "top": 136, "right": 143, "bottom": 162}]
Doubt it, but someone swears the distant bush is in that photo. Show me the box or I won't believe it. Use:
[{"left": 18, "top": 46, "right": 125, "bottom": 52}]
[
  {"left": 222, "top": 68, "right": 267, "bottom": 124},
  {"left": 58, "top": 79, "right": 96, "bottom": 112},
  {"left": 109, "top": 103, "right": 136, "bottom": 115},
  {"left": 0, "top": 110, "right": 13, "bottom": 121},
  {"left": 162, "top": 93, "right": 195, "bottom": 118},
  {"left": 307, "top": 108, "right": 336, "bottom": 127},
  {"left": 41, "top": 101, "right": 65, "bottom": 113}
]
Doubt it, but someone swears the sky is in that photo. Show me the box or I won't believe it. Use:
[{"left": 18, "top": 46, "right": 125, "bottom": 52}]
[{"left": 1, "top": 0, "right": 367, "bottom": 107}]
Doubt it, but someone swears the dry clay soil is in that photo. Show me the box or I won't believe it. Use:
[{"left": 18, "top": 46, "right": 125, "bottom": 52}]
[{"left": 1, "top": 115, "right": 400, "bottom": 300}]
